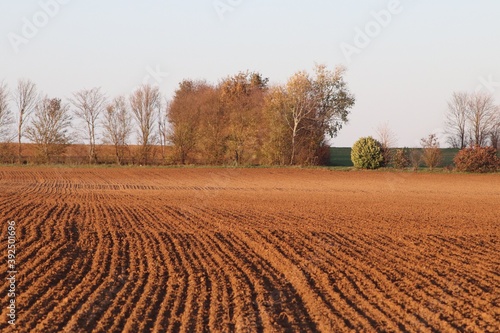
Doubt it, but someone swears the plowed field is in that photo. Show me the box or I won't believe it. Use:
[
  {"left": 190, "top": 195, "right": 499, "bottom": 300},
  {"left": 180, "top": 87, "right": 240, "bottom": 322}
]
[{"left": 1, "top": 167, "right": 499, "bottom": 332}]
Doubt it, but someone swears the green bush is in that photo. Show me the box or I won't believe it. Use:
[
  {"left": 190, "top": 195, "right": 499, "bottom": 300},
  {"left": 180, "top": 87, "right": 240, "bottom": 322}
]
[
  {"left": 351, "top": 137, "right": 384, "bottom": 169},
  {"left": 454, "top": 146, "right": 500, "bottom": 173}
]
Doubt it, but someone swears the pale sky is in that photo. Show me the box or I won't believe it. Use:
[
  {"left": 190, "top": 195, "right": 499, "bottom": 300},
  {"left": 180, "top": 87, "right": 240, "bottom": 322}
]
[{"left": 1, "top": 0, "right": 499, "bottom": 147}]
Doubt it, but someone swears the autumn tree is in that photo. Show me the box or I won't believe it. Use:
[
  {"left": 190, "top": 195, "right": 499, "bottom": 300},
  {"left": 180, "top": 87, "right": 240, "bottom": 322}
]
[
  {"left": 25, "top": 98, "right": 72, "bottom": 163},
  {"left": 263, "top": 90, "right": 290, "bottom": 165},
  {"left": 14, "top": 79, "right": 38, "bottom": 162},
  {"left": 130, "top": 84, "right": 161, "bottom": 165},
  {"left": 167, "top": 80, "right": 212, "bottom": 164},
  {"left": 70, "top": 87, "right": 106, "bottom": 164},
  {"left": 195, "top": 86, "right": 227, "bottom": 164},
  {"left": 265, "top": 65, "right": 355, "bottom": 165},
  {"left": 103, "top": 96, "right": 132, "bottom": 165},
  {"left": 218, "top": 72, "right": 268, "bottom": 165},
  {"left": 168, "top": 73, "right": 268, "bottom": 166},
  {"left": 0, "top": 81, "right": 13, "bottom": 142},
  {"left": 277, "top": 70, "right": 314, "bottom": 165}
]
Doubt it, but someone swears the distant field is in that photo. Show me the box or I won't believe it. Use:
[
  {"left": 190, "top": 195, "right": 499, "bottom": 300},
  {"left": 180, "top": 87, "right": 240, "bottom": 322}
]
[
  {"left": 329, "top": 147, "right": 460, "bottom": 167},
  {"left": 0, "top": 167, "right": 498, "bottom": 332},
  {"left": 0, "top": 143, "right": 170, "bottom": 165}
]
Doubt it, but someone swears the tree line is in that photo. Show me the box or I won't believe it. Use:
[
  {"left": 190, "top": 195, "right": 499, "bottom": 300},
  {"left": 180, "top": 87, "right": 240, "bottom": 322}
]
[
  {"left": 355, "top": 90, "right": 500, "bottom": 171},
  {"left": 1, "top": 67, "right": 498, "bottom": 167},
  {"left": 0, "top": 64, "right": 356, "bottom": 165},
  {"left": 367, "top": 91, "right": 500, "bottom": 172},
  {"left": 445, "top": 91, "right": 499, "bottom": 149}
]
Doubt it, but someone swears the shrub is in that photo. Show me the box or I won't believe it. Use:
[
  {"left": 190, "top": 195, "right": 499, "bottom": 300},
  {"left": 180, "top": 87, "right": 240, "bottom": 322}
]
[
  {"left": 420, "top": 134, "right": 442, "bottom": 170},
  {"left": 0, "top": 143, "right": 16, "bottom": 164},
  {"left": 409, "top": 149, "right": 421, "bottom": 171},
  {"left": 393, "top": 148, "right": 410, "bottom": 169},
  {"left": 351, "top": 137, "right": 384, "bottom": 169},
  {"left": 380, "top": 147, "right": 393, "bottom": 167},
  {"left": 454, "top": 146, "right": 500, "bottom": 173}
]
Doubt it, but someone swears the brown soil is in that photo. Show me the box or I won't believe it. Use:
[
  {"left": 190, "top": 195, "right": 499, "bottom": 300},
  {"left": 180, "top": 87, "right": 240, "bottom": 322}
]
[{"left": 0, "top": 167, "right": 498, "bottom": 332}]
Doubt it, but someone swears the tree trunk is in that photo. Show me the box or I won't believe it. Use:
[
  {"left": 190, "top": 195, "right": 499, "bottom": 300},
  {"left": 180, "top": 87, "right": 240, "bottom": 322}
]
[
  {"left": 290, "top": 122, "right": 298, "bottom": 165},
  {"left": 17, "top": 119, "right": 22, "bottom": 163},
  {"left": 115, "top": 144, "right": 121, "bottom": 165}
]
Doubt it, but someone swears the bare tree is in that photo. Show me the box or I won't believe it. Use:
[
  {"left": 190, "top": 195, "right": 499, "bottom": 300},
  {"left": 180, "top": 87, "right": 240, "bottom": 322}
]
[
  {"left": 445, "top": 92, "right": 469, "bottom": 149},
  {"left": 25, "top": 98, "right": 72, "bottom": 163},
  {"left": 103, "top": 96, "right": 132, "bottom": 165},
  {"left": 0, "top": 81, "right": 13, "bottom": 142},
  {"left": 158, "top": 100, "right": 169, "bottom": 161},
  {"left": 130, "top": 84, "right": 161, "bottom": 165},
  {"left": 284, "top": 71, "right": 315, "bottom": 165},
  {"left": 14, "top": 79, "right": 38, "bottom": 162},
  {"left": 488, "top": 108, "right": 500, "bottom": 149},
  {"left": 420, "top": 133, "right": 442, "bottom": 170},
  {"left": 467, "top": 92, "right": 497, "bottom": 147},
  {"left": 167, "top": 80, "right": 206, "bottom": 165},
  {"left": 376, "top": 122, "right": 398, "bottom": 166},
  {"left": 70, "top": 87, "right": 106, "bottom": 164}
]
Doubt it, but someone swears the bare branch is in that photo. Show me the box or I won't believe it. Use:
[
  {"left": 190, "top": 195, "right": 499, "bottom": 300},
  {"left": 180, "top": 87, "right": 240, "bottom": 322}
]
[
  {"left": 0, "top": 81, "right": 14, "bottom": 142},
  {"left": 103, "top": 96, "right": 132, "bottom": 164},
  {"left": 14, "top": 79, "right": 38, "bottom": 162},
  {"left": 70, "top": 87, "right": 107, "bottom": 163},
  {"left": 467, "top": 92, "right": 497, "bottom": 147},
  {"left": 130, "top": 84, "right": 161, "bottom": 165},
  {"left": 445, "top": 92, "right": 469, "bottom": 149},
  {"left": 25, "top": 97, "right": 72, "bottom": 163},
  {"left": 376, "top": 122, "right": 398, "bottom": 166}
]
